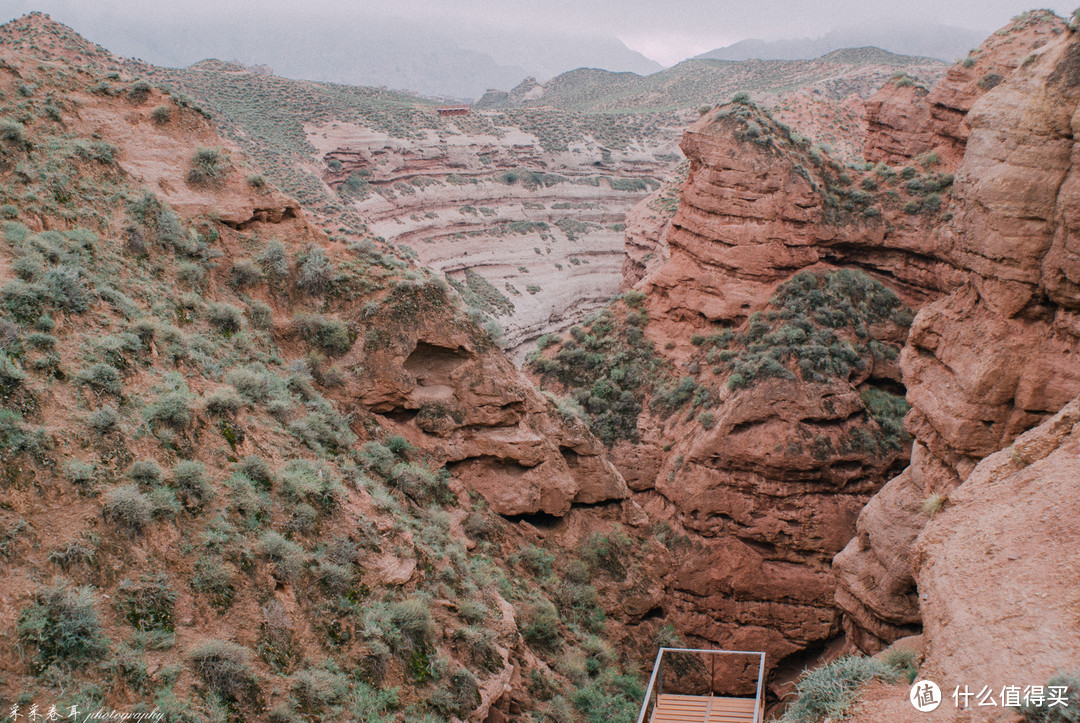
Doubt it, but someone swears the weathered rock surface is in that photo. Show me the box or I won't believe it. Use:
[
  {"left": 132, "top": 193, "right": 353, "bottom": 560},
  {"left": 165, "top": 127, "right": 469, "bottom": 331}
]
[
  {"left": 835, "top": 14, "right": 1080, "bottom": 654},
  {"left": 349, "top": 284, "right": 628, "bottom": 516},
  {"left": 597, "top": 102, "right": 926, "bottom": 681},
  {"left": 915, "top": 397, "right": 1080, "bottom": 693}
]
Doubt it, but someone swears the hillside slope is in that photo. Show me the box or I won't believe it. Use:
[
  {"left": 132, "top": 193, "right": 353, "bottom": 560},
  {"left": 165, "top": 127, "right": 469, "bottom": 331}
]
[{"left": 0, "top": 13, "right": 672, "bottom": 723}]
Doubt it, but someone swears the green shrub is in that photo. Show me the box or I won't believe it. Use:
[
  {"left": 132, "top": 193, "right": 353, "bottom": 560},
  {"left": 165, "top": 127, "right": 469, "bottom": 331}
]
[
  {"left": 192, "top": 557, "right": 236, "bottom": 611},
  {"left": 148, "top": 391, "right": 192, "bottom": 430},
  {"left": 188, "top": 639, "right": 256, "bottom": 703},
  {"left": 126, "top": 460, "right": 163, "bottom": 489},
  {"left": 881, "top": 647, "right": 920, "bottom": 684},
  {"left": 187, "top": 147, "right": 228, "bottom": 187},
  {"left": 18, "top": 581, "right": 109, "bottom": 671},
  {"left": 0, "top": 353, "right": 26, "bottom": 392},
  {"left": 1, "top": 280, "right": 46, "bottom": 323},
  {"left": 41, "top": 266, "right": 91, "bottom": 312},
  {"left": 118, "top": 574, "right": 175, "bottom": 632},
  {"left": 259, "top": 531, "right": 306, "bottom": 578},
  {"left": 257, "top": 239, "right": 290, "bottom": 285},
  {"left": 64, "top": 461, "right": 97, "bottom": 495},
  {"left": 103, "top": 484, "right": 152, "bottom": 533},
  {"left": 780, "top": 656, "right": 896, "bottom": 722},
  {"left": 172, "top": 461, "right": 212, "bottom": 511},
  {"left": 85, "top": 405, "right": 119, "bottom": 435},
  {"left": 207, "top": 302, "right": 244, "bottom": 334},
  {"left": 279, "top": 459, "right": 341, "bottom": 512},
  {"left": 519, "top": 544, "right": 555, "bottom": 578},
  {"left": 389, "top": 598, "right": 435, "bottom": 653},
  {"left": 238, "top": 455, "right": 273, "bottom": 490},
  {"left": 246, "top": 299, "right": 273, "bottom": 330},
  {"left": 126, "top": 80, "right": 152, "bottom": 104},
  {"left": 204, "top": 385, "right": 244, "bottom": 416},
  {"left": 291, "top": 668, "right": 347, "bottom": 714},
  {"left": 151, "top": 105, "right": 171, "bottom": 124},
  {"left": 293, "top": 313, "right": 352, "bottom": 355},
  {"left": 519, "top": 598, "right": 561, "bottom": 650},
  {"left": 76, "top": 363, "right": 121, "bottom": 396},
  {"left": 297, "top": 246, "right": 335, "bottom": 296},
  {"left": 860, "top": 388, "right": 911, "bottom": 449},
  {"left": 429, "top": 668, "right": 481, "bottom": 718},
  {"left": 1018, "top": 672, "right": 1080, "bottom": 722},
  {"left": 230, "top": 259, "right": 263, "bottom": 288},
  {"left": 385, "top": 435, "right": 412, "bottom": 455}
]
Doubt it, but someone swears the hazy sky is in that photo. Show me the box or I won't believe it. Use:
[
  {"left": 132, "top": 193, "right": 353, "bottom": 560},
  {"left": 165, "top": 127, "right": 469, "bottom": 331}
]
[{"left": 1, "top": 0, "right": 1076, "bottom": 65}]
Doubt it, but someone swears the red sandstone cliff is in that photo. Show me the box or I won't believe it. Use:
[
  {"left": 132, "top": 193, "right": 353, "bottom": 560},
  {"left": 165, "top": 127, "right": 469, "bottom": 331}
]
[
  {"left": 606, "top": 8, "right": 1080, "bottom": 697},
  {"left": 835, "top": 12, "right": 1080, "bottom": 656}
]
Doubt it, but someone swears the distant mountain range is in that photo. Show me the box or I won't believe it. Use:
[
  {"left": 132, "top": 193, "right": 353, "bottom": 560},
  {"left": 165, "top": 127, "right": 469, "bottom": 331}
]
[
  {"left": 478, "top": 47, "right": 948, "bottom": 113},
  {"left": 696, "top": 22, "right": 988, "bottom": 63},
  {"left": 0, "top": 2, "right": 659, "bottom": 99}
]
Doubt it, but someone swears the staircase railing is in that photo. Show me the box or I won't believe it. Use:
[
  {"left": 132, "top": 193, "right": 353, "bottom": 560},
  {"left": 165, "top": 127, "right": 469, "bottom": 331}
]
[{"left": 635, "top": 647, "right": 766, "bottom": 723}]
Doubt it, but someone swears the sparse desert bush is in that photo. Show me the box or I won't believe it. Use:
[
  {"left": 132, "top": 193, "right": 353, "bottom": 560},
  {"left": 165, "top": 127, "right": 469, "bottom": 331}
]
[
  {"left": 172, "top": 460, "right": 212, "bottom": 511},
  {"left": 192, "top": 557, "right": 236, "bottom": 611},
  {"left": 1018, "top": 672, "right": 1080, "bottom": 722},
  {"left": 187, "top": 147, "right": 229, "bottom": 187},
  {"left": 257, "top": 239, "right": 290, "bottom": 285},
  {"left": 188, "top": 639, "right": 257, "bottom": 703},
  {"left": 204, "top": 385, "right": 244, "bottom": 416},
  {"left": 207, "top": 302, "right": 244, "bottom": 334},
  {"left": 780, "top": 656, "right": 897, "bottom": 723},
  {"left": 921, "top": 493, "right": 947, "bottom": 517},
  {"left": 64, "top": 461, "right": 97, "bottom": 495},
  {"left": 293, "top": 313, "right": 352, "bottom": 355},
  {"left": 126, "top": 460, "right": 163, "bottom": 489},
  {"left": 75, "top": 363, "right": 121, "bottom": 396},
  {"left": 519, "top": 598, "right": 561, "bottom": 650},
  {"left": 18, "top": 581, "right": 109, "bottom": 671},
  {"left": 246, "top": 299, "right": 273, "bottom": 330},
  {"left": 150, "top": 105, "right": 171, "bottom": 124},
  {"left": 147, "top": 390, "right": 193, "bottom": 430},
  {"left": 291, "top": 668, "right": 348, "bottom": 714},
  {"left": 230, "top": 258, "right": 263, "bottom": 288},
  {"left": 103, "top": 484, "right": 152, "bottom": 533},
  {"left": 118, "top": 574, "right": 175, "bottom": 632},
  {"left": 85, "top": 405, "right": 119, "bottom": 435},
  {"left": 297, "top": 246, "right": 335, "bottom": 296}
]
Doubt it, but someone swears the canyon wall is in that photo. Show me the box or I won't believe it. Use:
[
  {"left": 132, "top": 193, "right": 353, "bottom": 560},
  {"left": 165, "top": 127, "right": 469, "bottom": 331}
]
[
  {"left": 834, "top": 9, "right": 1080, "bottom": 654},
  {"left": 575, "top": 8, "right": 1079, "bottom": 692}
]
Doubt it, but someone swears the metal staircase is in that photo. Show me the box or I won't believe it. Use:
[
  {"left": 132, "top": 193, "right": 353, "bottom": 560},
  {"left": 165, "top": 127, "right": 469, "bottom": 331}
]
[{"left": 636, "top": 648, "right": 766, "bottom": 723}]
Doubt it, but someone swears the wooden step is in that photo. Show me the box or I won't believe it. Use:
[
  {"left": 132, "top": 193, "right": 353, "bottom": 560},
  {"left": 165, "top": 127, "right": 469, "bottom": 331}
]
[{"left": 653, "top": 695, "right": 758, "bottom": 723}]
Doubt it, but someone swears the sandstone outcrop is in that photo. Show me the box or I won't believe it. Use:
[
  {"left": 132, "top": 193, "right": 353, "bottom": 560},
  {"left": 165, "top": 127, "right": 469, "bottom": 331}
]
[
  {"left": 349, "top": 282, "right": 629, "bottom": 516},
  {"left": 835, "top": 13, "right": 1080, "bottom": 654},
  {"left": 914, "top": 397, "right": 1080, "bottom": 693},
  {"left": 863, "top": 11, "right": 1066, "bottom": 167},
  {"left": 575, "top": 100, "right": 931, "bottom": 681}
]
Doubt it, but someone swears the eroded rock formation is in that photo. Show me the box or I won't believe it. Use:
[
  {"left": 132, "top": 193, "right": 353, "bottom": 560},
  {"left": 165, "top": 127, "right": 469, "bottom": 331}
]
[
  {"left": 307, "top": 121, "right": 684, "bottom": 358},
  {"left": 592, "top": 9, "right": 1080, "bottom": 691}
]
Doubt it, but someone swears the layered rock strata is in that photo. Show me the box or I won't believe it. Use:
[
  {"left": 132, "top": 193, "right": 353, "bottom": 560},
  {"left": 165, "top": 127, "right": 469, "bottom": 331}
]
[{"left": 307, "top": 121, "right": 684, "bottom": 359}]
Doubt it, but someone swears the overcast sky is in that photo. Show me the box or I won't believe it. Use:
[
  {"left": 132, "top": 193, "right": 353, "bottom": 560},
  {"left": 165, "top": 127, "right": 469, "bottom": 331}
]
[{"left": 1, "top": 0, "right": 1076, "bottom": 65}]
